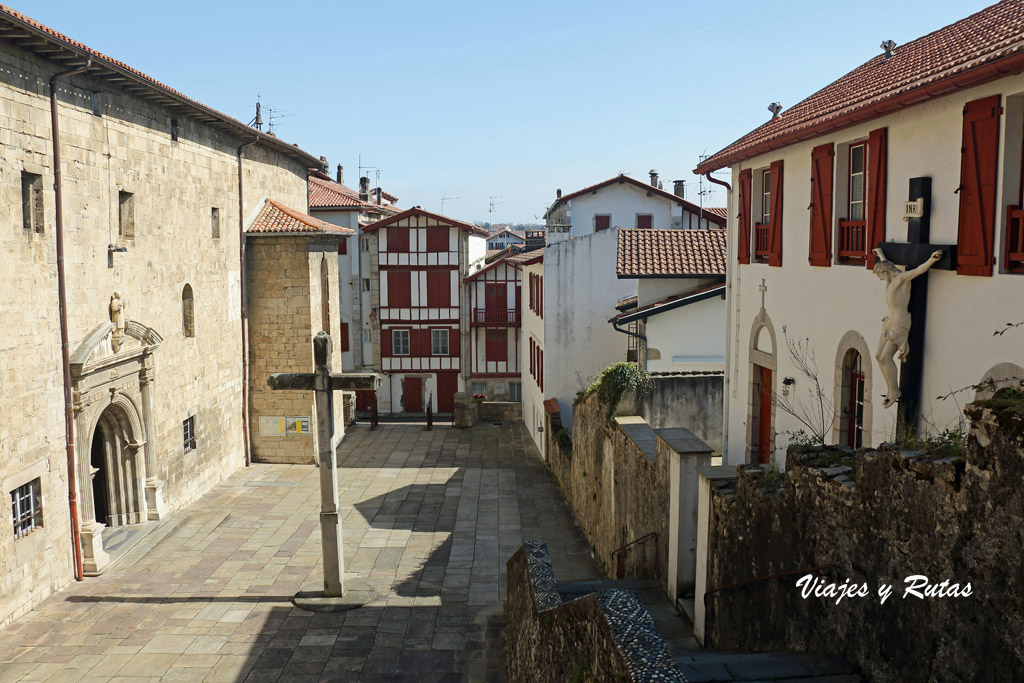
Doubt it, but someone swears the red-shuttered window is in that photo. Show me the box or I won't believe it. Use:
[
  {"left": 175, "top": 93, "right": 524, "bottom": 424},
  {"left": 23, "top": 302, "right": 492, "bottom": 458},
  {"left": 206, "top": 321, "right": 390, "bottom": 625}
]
[
  {"left": 957, "top": 95, "right": 1002, "bottom": 277},
  {"left": 809, "top": 143, "right": 834, "bottom": 267},
  {"left": 529, "top": 338, "right": 535, "bottom": 377},
  {"left": 538, "top": 276, "right": 543, "bottom": 319},
  {"left": 595, "top": 215, "right": 611, "bottom": 231},
  {"left": 388, "top": 226, "right": 410, "bottom": 252},
  {"left": 426, "top": 271, "right": 450, "bottom": 307},
  {"left": 426, "top": 226, "right": 448, "bottom": 252},
  {"left": 391, "top": 329, "right": 410, "bottom": 356},
  {"left": 486, "top": 329, "right": 507, "bottom": 362},
  {"left": 738, "top": 169, "right": 752, "bottom": 264},
  {"left": 449, "top": 328, "right": 461, "bottom": 358},
  {"left": 340, "top": 322, "right": 350, "bottom": 352},
  {"left": 539, "top": 349, "right": 544, "bottom": 392},
  {"left": 636, "top": 214, "right": 653, "bottom": 229},
  {"left": 387, "top": 271, "right": 412, "bottom": 307},
  {"left": 766, "top": 161, "right": 784, "bottom": 267},
  {"left": 338, "top": 239, "right": 348, "bottom": 255},
  {"left": 865, "top": 127, "right": 888, "bottom": 269}
]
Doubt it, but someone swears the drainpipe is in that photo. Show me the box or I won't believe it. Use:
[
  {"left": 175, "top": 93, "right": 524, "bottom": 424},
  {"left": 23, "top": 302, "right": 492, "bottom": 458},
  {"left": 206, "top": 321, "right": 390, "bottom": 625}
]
[
  {"left": 50, "top": 57, "right": 92, "bottom": 582},
  {"left": 705, "top": 172, "right": 733, "bottom": 461},
  {"left": 611, "top": 319, "right": 648, "bottom": 370},
  {"left": 238, "top": 135, "right": 258, "bottom": 466}
]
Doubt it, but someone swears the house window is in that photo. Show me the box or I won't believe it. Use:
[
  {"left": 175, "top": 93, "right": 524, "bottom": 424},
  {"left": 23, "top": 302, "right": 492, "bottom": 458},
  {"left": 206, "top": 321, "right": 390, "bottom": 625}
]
[
  {"left": 211, "top": 207, "right": 220, "bottom": 239},
  {"left": 11, "top": 479, "right": 42, "bottom": 539},
  {"left": 387, "top": 271, "right": 412, "bottom": 308},
  {"left": 426, "top": 226, "right": 448, "bottom": 252},
  {"left": 486, "top": 329, "right": 508, "bottom": 362},
  {"left": 848, "top": 144, "right": 866, "bottom": 221},
  {"left": 431, "top": 329, "right": 449, "bottom": 356},
  {"left": 362, "top": 278, "right": 371, "bottom": 292},
  {"left": 361, "top": 236, "right": 371, "bottom": 252},
  {"left": 21, "top": 171, "right": 43, "bottom": 233},
  {"left": 840, "top": 349, "right": 865, "bottom": 449},
  {"left": 392, "top": 329, "right": 410, "bottom": 356},
  {"left": 636, "top": 214, "right": 653, "bottom": 229},
  {"left": 837, "top": 142, "right": 869, "bottom": 263},
  {"left": 338, "top": 239, "right": 348, "bottom": 255},
  {"left": 761, "top": 170, "right": 771, "bottom": 225},
  {"left": 388, "top": 226, "right": 410, "bottom": 252},
  {"left": 170, "top": 118, "right": 179, "bottom": 141},
  {"left": 472, "top": 381, "right": 487, "bottom": 395},
  {"left": 509, "top": 382, "right": 522, "bottom": 402},
  {"left": 182, "top": 284, "right": 195, "bottom": 337},
  {"left": 183, "top": 416, "right": 196, "bottom": 454},
  {"left": 118, "top": 190, "right": 135, "bottom": 240},
  {"left": 426, "top": 271, "right": 450, "bottom": 307},
  {"left": 594, "top": 215, "right": 611, "bottom": 231}
]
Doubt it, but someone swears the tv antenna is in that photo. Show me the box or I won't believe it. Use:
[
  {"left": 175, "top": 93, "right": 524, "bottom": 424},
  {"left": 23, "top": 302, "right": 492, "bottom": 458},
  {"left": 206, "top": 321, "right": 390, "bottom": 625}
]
[
  {"left": 358, "top": 155, "right": 382, "bottom": 189},
  {"left": 248, "top": 95, "right": 263, "bottom": 131},
  {"left": 488, "top": 196, "right": 503, "bottom": 226},
  {"left": 440, "top": 196, "right": 459, "bottom": 214},
  {"left": 262, "top": 104, "right": 293, "bottom": 135}
]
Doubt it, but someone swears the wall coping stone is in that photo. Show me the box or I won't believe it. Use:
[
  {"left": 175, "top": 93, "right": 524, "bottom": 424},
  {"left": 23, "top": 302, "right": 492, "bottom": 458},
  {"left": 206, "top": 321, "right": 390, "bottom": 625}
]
[
  {"left": 615, "top": 417, "right": 659, "bottom": 463},
  {"left": 656, "top": 427, "right": 713, "bottom": 455},
  {"left": 697, "top": 465, "right": 737, "bottom": 481}
]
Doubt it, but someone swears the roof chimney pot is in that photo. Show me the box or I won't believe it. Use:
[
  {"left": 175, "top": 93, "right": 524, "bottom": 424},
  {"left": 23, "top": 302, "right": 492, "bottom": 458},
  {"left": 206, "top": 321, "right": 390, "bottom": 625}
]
[
  {"left": 336, "top": 164, "right": 344, "bottom": 185},
  {"left": 359, "top": 176, "right": 370, "bottom": 202},
  {"left": 649, "top": 169, "right": 660, "bottom": 187},
  {"left": 556, "top": 188, "right": 562, "bottom": 199},
  {"left": 768, "top": 102, "right": 783, "bottom": 119},
  {"left": 673, "top": 180, "right": 686, "bottom": 198},
  {"left": 881, "top": 39, "right": 897, "bottom": 60}
]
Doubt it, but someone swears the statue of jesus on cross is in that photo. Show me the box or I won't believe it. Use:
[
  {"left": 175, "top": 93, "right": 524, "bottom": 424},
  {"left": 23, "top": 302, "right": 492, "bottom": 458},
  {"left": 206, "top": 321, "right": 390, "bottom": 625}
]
[{"left": 872, "top": 246, "right": 943, "bottom": 409}]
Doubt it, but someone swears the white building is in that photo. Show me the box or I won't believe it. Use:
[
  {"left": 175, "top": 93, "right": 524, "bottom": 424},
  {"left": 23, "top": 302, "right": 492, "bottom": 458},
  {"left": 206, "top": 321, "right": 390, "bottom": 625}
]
[
  {"left": 486, "top": 228, "right": 526, "bottom": 251},
  {"left": 695, "top": 0, "right": 1024, "bottom": 465},
  {"left": 610, "top": 229, "right": 727, "bottom": 373},
  {"left": 521, "top": 253, "right": 546, "bottom": 454}
]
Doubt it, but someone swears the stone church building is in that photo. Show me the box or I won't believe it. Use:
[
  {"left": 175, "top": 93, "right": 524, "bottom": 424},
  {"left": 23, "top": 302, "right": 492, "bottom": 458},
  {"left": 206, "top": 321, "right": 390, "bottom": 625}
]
[{"left": 0, "top": 6, "right": 336, "bottom": 625}]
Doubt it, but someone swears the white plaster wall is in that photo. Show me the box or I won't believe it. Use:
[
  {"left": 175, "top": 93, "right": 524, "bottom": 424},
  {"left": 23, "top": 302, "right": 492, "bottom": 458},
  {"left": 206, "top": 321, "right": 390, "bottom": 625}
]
[
  {"left": 723, "top": 74, "right": 1024, "bottom": 466},
  {"left": 545, "top": 227, "right": 637, "bottom": 430},
  {"left": 521, "top": 261, "right": 546, "bottom": 455},
  {"left": 637, "top": 278, "right": 718, "bottom": 307},
  {"left": 644, "top": 295, "right": 726, "bottom": 373},
  {"left": 568, "top": 183, "right": 676, "bottom": 237}
]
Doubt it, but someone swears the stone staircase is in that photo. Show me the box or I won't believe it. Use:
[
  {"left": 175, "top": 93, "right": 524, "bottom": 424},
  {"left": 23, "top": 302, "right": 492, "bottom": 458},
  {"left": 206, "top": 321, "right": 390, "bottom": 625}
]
[{"left": 557, "top": 580, "right": 863, "bottom": 682}]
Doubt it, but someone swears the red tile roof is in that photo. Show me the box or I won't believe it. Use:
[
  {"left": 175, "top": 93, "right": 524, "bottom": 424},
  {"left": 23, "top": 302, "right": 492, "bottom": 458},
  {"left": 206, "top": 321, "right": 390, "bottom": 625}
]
[
  {"left": 361, "top": 207, "right": 490, "bottom": 236},
  {"left": 705, "top": 207, "right": 728, "bottom": 220},
  {"left": 695, "top": 1, "right": 1024, "bottom": 173},
  {"left": 543, "top": 399, "right": 560, "bottom": 415},
  {"left": 0, "top": 5, "right": 321, "bottom": 168},
  {"left": 308, "top": 174, "right": 400, "bottom": 214},
  {"left": 617, "top": 229, "right": 727, "bottom": 278},
  {"left": 246, "top": 199, "right": 354, "bottom": 235},
  {"left": 548, "top": 175, "right": 727, "bottom": 227}
]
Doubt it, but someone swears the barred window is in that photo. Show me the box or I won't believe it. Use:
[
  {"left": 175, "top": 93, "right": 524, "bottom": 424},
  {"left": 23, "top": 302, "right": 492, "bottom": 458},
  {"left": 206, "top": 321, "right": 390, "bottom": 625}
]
[
  {"left": 183, "top": 416, "right": 196, "bottom": 454},
  {"left": 22, "top": 171, "right": 44, "bottom": 233},
  {"left": 11, "top": 479, "right": 42, "bottom": 539}
]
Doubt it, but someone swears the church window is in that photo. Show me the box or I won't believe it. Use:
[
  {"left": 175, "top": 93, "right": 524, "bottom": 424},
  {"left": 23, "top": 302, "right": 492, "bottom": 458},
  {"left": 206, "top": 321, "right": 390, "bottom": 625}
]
[
  {"left": 118, "top": 191, "right": 135, "bottom": 240},
  {"left": 22, "top": 171, "right": 43, "bottom": 233},
  {"left": 182, "top": 284, "right": 195, "bottom": 337},
  {"left": 11, "top": 478, "right": 42, "bottom": 539},
  {"left": 211, "top": 207, "right": 220, "bottom": 239},
  {"left": 182, "top": 416, "right": 196, "bottom": 454}
]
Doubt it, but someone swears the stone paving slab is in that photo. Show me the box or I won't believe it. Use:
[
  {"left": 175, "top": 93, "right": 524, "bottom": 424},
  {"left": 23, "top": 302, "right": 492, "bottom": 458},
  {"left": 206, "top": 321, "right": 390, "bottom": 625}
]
[{"left": 0, "top": 423, "right": 599, "bottom": 682}]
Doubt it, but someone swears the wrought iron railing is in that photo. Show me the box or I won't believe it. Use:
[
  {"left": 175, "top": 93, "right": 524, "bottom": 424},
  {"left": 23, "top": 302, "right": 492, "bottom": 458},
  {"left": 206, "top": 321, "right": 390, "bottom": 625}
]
[{"left": 473, "top": 308, "right": 519, "bottom": 325}]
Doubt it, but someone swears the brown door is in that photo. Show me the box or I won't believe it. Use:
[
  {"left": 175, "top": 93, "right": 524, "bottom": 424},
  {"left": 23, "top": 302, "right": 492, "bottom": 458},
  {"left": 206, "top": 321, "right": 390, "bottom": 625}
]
[
  {"left": 356, "top": 390, "right": 375, "bottom": 412},
  {"left": 403, "top": 377, "right": 423, "bottom": 413},
  {"left": 758, "top": 366, "right": 772, "bottom": 464},
  {"left": 436, "top": 372, "right": 459, "bottom": 413}
]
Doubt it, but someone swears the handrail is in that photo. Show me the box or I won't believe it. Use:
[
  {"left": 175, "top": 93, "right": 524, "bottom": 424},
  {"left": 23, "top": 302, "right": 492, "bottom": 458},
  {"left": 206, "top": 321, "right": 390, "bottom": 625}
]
[
  {"left": 611, "top": 531, "right": 658, "bottom": 558},
  {"left": 704, "top": 564, "right": 837, "bottom": 603},
  {"left": 611, "top": 532, "right": 658, "bottom": 580}
]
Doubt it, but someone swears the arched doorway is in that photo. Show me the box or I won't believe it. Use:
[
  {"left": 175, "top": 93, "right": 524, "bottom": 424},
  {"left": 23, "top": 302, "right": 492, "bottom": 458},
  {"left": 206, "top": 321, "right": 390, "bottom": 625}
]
[
  {"left": 88, "top": 403, "right": 145, "bottom": 528},
  {"left": 90, "top": 426, "right": 109, "bottom": 525},
  {"left": 747, "top": 311, "right": 777, "bottom": 465}
]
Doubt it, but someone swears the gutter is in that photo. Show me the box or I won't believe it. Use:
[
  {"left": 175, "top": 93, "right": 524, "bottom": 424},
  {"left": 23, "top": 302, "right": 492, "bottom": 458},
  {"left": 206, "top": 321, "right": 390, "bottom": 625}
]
[
  {"left": 611, "top": 320, "right": 648, "bottom": 371},
  {"left": 703, "top": 173, "right": 735, "bottom": 463},
  {"left": 238, "top": 135, "right": 258, "bottom": 467},
  {"left": 50, "top": 56, "right": 92, "bottom": 582}
]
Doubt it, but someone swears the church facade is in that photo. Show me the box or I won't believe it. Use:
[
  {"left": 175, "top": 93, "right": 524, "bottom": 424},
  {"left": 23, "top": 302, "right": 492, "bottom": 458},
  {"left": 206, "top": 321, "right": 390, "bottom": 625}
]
[
  {"left": 0, "top": 7, "right": 324, "bottom": 625},
  {"left": 696, "top": 1, "right": 1024, "bottom": 466}
]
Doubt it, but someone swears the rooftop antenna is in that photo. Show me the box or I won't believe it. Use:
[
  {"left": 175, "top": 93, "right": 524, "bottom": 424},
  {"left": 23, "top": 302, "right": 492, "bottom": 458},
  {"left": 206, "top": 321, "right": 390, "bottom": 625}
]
[
  {"left": 248, "top": 95, "right": 263, "bottom": 131},
  {"left": 440, "top": 196, "right": 459, "bottom": 214},
  {"left": 263, "top": 104, "right": 293, "bottom": 135},
  {"left": 358, "top": 155, "right": 381, "bottom": 190},
  {"left": 489, "top": 196, "right": 503, "bottom": 226}
]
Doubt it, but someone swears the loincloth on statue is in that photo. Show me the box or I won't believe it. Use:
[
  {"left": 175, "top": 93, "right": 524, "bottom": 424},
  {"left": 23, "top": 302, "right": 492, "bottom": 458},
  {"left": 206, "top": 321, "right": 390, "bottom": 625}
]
[{"left": 882, "top": 314, "right": 911, "bottom": 362}]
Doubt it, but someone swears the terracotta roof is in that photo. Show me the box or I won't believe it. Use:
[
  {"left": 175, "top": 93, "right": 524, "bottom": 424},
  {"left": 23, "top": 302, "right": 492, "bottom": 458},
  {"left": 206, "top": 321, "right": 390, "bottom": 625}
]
[
  {"left": 246, "top": 199, "right": 354, "bottom": 235},
  {"left": 610, "top": 282, "right": 726, "bottom": 324},
  {"left": 615, "top": 295, "right": 638, "bottom": 312},
  {"left": 547, "top": 175, "right": 727, "bottom": 227},
  {"left": 543, "top": 399, "right": 560, "bottom": 415},
  {"left": 0, "top": 6, "right": 321, "bottom": 168},
  {"left": 695, "top": 1, "right": 1024, "bottom": 173},
  {"left": 361, "top": 207, "right": 490, "bottom": 236},
  {"left": 617, "top": 229, "right": 727, "bottom": 278},
  {"left": 308, "top": 174, "right": 401, "bottom": 213},
  {"left": 705, "top": 207, "right": 728, "bottom": 220}
]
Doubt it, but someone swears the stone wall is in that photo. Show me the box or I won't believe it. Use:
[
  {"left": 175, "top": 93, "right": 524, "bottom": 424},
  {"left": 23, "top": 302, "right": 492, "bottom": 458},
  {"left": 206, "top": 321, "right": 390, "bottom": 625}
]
[
  {"left": 505, "top": 540, "right": 684, "bottom": 682},
  {"left": 622, "top": 373, "right": 724, "bottom": 454},
  {"left": 703, "top": 399, "right": 1024, "bottom": 682},
  {"left": 478, "top": 401, "right": 522, "bottom": 423}
]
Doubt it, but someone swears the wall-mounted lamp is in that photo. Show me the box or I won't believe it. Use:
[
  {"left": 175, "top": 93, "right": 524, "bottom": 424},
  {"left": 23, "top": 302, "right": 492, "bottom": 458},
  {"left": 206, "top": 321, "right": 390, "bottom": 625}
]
[
  {"left": 107, "top": 244, "right": 127, "bottom": 253},
  {"left": 782, "top": 376, "right": 795, "bottom": 397}
]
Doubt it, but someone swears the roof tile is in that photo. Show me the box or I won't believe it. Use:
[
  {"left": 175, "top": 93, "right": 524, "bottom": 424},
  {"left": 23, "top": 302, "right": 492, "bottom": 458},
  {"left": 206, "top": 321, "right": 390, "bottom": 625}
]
[
  {"left": 617, "top": 229, "right": 727, "bottom": 278},
  {"left": 247, "top": 199, "right": 354, "bottom": 235}
]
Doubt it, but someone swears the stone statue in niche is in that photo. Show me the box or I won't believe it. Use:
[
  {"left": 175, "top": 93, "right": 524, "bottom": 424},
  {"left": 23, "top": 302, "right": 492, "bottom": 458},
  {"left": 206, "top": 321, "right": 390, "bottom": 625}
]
[
  {"left": 109, "top": 291, "right": 127, "bottom": 352},
  {"left": 872, "top": 247, "right": 942, "bottom": 408}
]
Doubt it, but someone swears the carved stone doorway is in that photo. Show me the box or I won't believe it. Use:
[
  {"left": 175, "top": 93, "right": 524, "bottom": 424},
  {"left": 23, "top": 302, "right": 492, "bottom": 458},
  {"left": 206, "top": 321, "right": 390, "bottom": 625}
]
[{"left": 88, "top": 404, "right": 145, "bottom": 527}]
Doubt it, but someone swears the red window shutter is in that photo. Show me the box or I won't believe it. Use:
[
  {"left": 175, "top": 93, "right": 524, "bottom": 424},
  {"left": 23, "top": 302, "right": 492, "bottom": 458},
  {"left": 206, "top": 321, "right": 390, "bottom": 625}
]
[
  {"left": 539, "top": 277, "right": 543, "bottom": 318},
  {"left": 426, "top": 271, "right": 449, "bottom": 307},
  {"left": 865, "top": 127, "right": 888, "bottom": 269},
  {"left": 387, "top": 271, "right": 412, "bottom": 307},
  {"left": 420, "top": 329, "right": 432, "bottom": 357},
  {"left": 595, "top": 215, "right": 610, "bottom": 231},
  {"left": 808, "top": 143, "right": 834, "bottom": 267},
  {"left": 338, "top": 239, "right": 348, "bottom": 255},
  {"left": 382, "top": 328, "right": 393, "bottom": 356},
  {"left": 636, "top": 214, "right": 653, "bottom": 229},
  {"left": 388, "top": 226, "right": 409, "bottom": 252},
  {"left": 426, "top": 227, "right": 447, "bottom": 252},
  {"left": 340, "top": 322, "right": 350, "bottom": 352},
  {"left": 768, "top": 160, "right": 784, "bottom": 267},
  {"left": 449, "top": 328, "right": 461, "bottom": 358},
  {"left": 539, "top": 350, "right": 543, "bottom": 392},
  {"left": 957, "top": 95, "right": 1001, "bottom": 276},
  {"left": 486, "top": 329, "right": 508, "bottom": 362},
  {"left": 738, "top": 169, "right": 752, "bottom": 264},
  {"left": 408, "top": 328, "right": 420, "bottom": 357}
]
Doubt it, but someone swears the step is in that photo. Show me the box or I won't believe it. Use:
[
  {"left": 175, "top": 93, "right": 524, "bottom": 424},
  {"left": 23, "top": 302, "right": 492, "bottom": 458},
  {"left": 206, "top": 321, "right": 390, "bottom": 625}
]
[{"left": 672, "top": 651, "right": 862, "bottom": 682}]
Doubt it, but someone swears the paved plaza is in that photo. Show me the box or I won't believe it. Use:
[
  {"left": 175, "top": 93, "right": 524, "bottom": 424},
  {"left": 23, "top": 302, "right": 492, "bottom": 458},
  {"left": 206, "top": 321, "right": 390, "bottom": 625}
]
[{"left": 0, "top": 423, "right": 599, "bottom": 682}]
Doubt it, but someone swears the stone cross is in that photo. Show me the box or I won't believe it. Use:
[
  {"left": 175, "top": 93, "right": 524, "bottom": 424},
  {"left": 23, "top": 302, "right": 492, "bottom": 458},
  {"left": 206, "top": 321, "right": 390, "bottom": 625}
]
[
  {"left": 758, "top": 279, "right": 767, "bottom": 309},
  {"left": 267, "top": 331, "right": 381, "bottom": 598},
  {"left": 872, "top": 177, "right": 957, "bottom": 430}
]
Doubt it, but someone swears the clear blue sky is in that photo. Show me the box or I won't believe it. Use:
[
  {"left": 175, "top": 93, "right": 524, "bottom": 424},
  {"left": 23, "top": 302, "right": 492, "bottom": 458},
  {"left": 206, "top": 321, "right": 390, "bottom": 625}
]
[{"left": 22, "top": 1, "right": 991, "bottom": 223}]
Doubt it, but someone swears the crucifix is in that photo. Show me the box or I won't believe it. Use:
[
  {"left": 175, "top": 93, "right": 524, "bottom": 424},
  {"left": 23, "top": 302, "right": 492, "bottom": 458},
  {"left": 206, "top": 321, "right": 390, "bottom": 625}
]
[
  {"left": 268, "top": 331, "right": 381, "bottom": 606},
  {"left": 870, "top": 177, "right": 957, "bottom": 431},
  {"left": 758, "top": 279, "right": 767, "bottom": 309}
]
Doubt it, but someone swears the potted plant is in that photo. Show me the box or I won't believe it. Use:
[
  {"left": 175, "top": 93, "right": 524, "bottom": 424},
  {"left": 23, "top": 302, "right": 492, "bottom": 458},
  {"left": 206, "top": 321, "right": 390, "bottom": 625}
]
[{"left": 472, "top": 393, "right": 487, "bottom": 403}]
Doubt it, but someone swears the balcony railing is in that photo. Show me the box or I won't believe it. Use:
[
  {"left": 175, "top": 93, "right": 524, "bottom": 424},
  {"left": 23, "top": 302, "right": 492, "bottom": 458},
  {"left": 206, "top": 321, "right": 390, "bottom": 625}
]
[
  {"left": 838, "top": 219, "right": 867, "bottom": 262},
  {"left": 1007, "top": 205, "right": 1024, "bottom": 271},
  {"left": 754, "top": 223, "right": 771, "bottom": 261},
  {"left": 472, "top": 308, "right": 520, "bottom": 326}
]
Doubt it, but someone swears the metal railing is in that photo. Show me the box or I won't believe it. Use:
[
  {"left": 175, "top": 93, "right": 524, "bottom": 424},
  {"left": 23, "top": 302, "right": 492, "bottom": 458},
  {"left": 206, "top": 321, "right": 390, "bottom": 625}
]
[
  {"left": 472, "top": 308, "right": 519, "bottom": 325},
  {"left": 1007, "top": 205, "right": 1024, "bottom": 269},
  {"left": 754, "top": 223, "right": 771, "bottom": 260},
  {"left": 611, "top": 532, "right": 658, "bottom": 579}
]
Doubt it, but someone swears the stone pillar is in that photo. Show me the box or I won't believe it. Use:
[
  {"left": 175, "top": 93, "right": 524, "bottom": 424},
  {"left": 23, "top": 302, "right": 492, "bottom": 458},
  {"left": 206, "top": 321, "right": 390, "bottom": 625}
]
[
  {"left": 661, "top": 428, "right": 713, "bottom": 607},
  {"left": 78, "top": 422, "right": 110, "bottom": 574},
  {"left": 139, "top": 355, "right": 165, "bottom": 520},
  {"left": 452, "top": 392, "right": 478, "bottom": 428},
  {"left": 693, "top": 465, "right": 736, "bottom": 646}
]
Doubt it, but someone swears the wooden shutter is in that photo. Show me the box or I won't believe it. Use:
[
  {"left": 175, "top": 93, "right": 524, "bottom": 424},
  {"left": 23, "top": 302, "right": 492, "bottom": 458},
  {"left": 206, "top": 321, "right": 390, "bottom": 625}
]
[
  {"left": 387, "top": 271, "right": 412, "bottom": 308},
  {"left": 808, "top": 143, "right": 834, "bottom": 267},
  {"left": 409, "top": 328, "right": 420, "bottom": 357},
  {"left": 738, "top": 169, "right": 752, "bottom": 264},
  {"left": 340, "top": 322, "right": 350, "bottom": 353},
  {"left": 768, "top": 160, "right": 784, "bottom": 267},
  {"left": 426, "top": 271, "right": 449, "bottom": 307},
  {"left": 637, "top": 214, "right": 653, "bottom": 229},
  {"left": 865, "top": 127, "right": 888, "bottom": 269},
  {"left": 420, "top": 329, "right": 433, "bottom": 357},
  {"left": 957, "top": 95, "right": 1002, "bottom": 276},
  {"left": 381, "top": 328, "right": 392, "bottom": 356},
  {"left": 449, "top": 328, "right": 460, "bottom": 358},
  {"left": 338, "top": 239, "right": 348, "bottom": 255},
  {"left": 538, "top": 276, "right": 543, "bottom": 318},
  {"left": 595, "top": 215, "right": 610, "bottom": 231},
  {"left": 388, "top": 226, "right": 409, "bottom": 252}
]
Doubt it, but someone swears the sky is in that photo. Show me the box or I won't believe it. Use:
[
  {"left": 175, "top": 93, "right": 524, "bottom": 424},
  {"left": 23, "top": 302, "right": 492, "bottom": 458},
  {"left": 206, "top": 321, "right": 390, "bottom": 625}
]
[{"left": 20, "top": 0, "right": 993, "bottom": 224}]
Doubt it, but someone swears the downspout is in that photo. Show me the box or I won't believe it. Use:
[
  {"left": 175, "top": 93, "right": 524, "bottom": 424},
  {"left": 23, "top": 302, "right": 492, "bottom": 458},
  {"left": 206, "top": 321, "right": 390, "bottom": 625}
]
[
  {"left": 50, "top": 57, "right": 92, "bottom": 582},
  {"left": 611, "top": 319, "right": 648, "bottom": 371},
  {"left": 355, "top": 225, "right": 364, "bottom": 368},
  {"left": 238, "top": 135, "right": 258, "bottom": 466},
  {"left": 705, "top": 172, "right": 733, "bottom": 461}
]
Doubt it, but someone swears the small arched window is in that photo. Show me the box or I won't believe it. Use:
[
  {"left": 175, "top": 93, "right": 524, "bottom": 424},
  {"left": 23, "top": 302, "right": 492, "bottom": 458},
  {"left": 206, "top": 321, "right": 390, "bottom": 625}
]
[
  {"left": 182, "top": 284, "right": 195, "bottom": 337},
  {"left": 840, "top": 349, "right": 864, "bottom": 448}
]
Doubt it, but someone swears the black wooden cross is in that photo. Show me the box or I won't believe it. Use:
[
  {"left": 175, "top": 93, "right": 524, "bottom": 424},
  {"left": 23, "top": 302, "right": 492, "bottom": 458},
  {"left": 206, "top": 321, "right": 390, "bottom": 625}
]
[
  {"left": 268, "top": 331, "right": 380, "bottom": 598},
  {"left": 873, "top": 177, "right": 957, "bottom": 431}
]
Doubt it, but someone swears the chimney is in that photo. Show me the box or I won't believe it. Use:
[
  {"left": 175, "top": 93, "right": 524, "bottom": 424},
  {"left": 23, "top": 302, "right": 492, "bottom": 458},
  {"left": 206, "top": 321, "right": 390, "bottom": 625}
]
[
  {"left": 880, "top": 39, "right": 897, "bottom": 60},
  {"left": 556, "top": 188, "right": 562, "bottom": 199},
  {"left": 673, "top": 180, "right": 685, "bottom": 198},
  {"left": 649, "top": 169, "right": 659, "bottom": 187},
  {"left": 336, "top": 164, "right": 344, "bottom": 185},
  {"left": 319, "top": 156, "right": 328, "bottom": 173},
  {"left": 375, "top": 187, "right": 382, "bottom": 205},
  {"left": 768, "top": 102, "right": 783, "bottom": 119},
  {"left": 359, "top": 176, "right": 369, "bottom": 202}
]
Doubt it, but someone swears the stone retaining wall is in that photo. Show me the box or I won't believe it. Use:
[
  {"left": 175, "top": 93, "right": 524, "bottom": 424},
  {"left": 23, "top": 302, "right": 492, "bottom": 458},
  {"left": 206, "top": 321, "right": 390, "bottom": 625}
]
[
  {"left": 478, "top": 401, "right": 522, "bottom": 423},
  {"left": 704, "top": 399, "right": 1024, "bottom": 682}
]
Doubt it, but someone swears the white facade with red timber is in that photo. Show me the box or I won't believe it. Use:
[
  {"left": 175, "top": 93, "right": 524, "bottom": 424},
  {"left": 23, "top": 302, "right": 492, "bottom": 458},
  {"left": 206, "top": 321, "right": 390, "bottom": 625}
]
[{"left": 464, "top": 256, "right": 523, "bottom": 383}]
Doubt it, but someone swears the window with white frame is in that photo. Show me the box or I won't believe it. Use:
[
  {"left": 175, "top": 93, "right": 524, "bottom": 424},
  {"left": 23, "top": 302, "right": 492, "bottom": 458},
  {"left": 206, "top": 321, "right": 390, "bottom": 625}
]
[
  {"left": 431, "top": 329, "right": 449, "bottom": 356},
  {"left": 508, "top": 382, "right": 522, "bottom": 402},
  {"left": 393, "top": 329, "right": 410, "bottom": 355},
  {"left": 761, "top": 170, "right": 771, "bottom": 225},
  {"left": 471, "top": 381, "right": 487, "bottom": 395},
  {"left": 848, "top": 144, "right": 866, "bottom": 221},
  {"left": 11, "top": 479, "right": 42, "bottom": 539}
]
